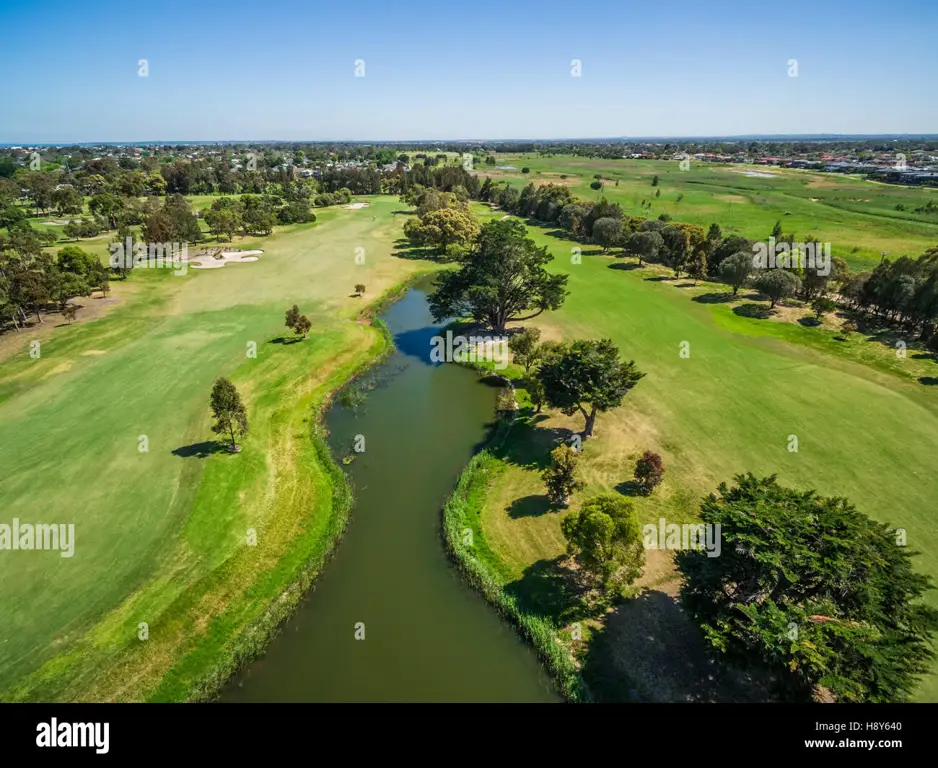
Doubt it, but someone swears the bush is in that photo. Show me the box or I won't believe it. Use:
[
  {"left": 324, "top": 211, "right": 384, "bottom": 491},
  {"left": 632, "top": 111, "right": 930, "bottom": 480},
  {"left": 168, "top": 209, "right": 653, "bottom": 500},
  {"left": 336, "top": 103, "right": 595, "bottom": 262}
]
[
  {"left": 521, "top": 167, "right": 530, "bottom": 174},
  {"left": 589, "top": 180, "right": 602, "bottom": 190},
  {"left": 634, "top": 451, "right": 664, "bottom": 494}
]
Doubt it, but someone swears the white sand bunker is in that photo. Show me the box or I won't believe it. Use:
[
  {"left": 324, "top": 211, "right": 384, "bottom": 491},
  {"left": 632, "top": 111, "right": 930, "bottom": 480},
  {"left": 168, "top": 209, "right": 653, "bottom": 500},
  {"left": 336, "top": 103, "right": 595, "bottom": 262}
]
[
  {"left": 190, "top": 249, "right": 264, "bottom": 270},
  {"left": 344, "top": 202, "right": 370, "bottom": 209},
  {"left": 733, "top": 170, "right": 777, "bottom": 178}
]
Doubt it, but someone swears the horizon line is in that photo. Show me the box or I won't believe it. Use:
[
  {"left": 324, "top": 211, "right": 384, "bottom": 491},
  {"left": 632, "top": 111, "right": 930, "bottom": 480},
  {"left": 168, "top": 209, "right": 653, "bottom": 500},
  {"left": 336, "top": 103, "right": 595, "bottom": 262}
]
[{"left": 3, "top": 133, "right": 938, "bottom": 147}]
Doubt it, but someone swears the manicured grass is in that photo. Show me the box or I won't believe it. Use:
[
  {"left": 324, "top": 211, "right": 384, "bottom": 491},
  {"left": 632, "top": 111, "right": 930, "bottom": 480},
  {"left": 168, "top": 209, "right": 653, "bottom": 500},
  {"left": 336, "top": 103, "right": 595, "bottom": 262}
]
[
  {"left": 476, "top": 154, "right": 938, "bottom": 270},
  {"left": 468, "top": 208, "right": 938, "bottom": 701},
  {"left": 0, "top": 196, "right": 433, "bottom": 701}
]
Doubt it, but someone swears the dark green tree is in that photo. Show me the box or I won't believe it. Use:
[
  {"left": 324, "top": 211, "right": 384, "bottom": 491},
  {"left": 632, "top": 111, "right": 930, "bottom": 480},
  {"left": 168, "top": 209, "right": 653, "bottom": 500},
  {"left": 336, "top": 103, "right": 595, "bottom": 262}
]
[
  {"left": 538, "top": 338, "right": 644, "bottom": 438},
  {"left": 210, "top": 377, "right": 249, "bottom": 452},
  {"left": 428, "top": 219, "right": 568, "bottom": 334},
  {"left": 677, "top": 474, "right": 938, "bottom": 702}
]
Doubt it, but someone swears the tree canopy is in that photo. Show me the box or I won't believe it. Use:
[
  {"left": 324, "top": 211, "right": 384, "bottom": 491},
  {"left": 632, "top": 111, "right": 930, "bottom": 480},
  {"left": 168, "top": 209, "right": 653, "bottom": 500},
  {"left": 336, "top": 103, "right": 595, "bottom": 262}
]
[
  {"left": 677, "top": 474, "right": 938, "bottom": 702},
  {"left": 428, "top": 218, "right": 568, "bottom": 334}
]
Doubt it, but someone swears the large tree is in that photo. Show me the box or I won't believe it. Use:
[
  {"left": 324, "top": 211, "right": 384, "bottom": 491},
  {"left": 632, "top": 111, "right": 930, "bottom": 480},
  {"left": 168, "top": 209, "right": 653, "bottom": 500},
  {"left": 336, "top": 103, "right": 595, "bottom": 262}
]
[
  {"left": 428, "top": 218, "right": 568, "bottom": 334},
  {"left": 677, "top": 474, "right": 938, "bottom": 703},
  {"left": 210, "top": 377, "right": 249, "bottom": 452},
  {"left": 719, "top": 250, "right": 754, "bottom": 295},
  {"left": 537, "top": 338, "right": 644, "bottom": 438},
  {"left": 754, "top": 269, "right": 801, "bottom": 308},
  {"left": 561, "top": 494, "right": 644, "bottom": 592},
  {"left": 625, "top": 230, "right": 663, "bottom": 266},
  {"left": 592, "top": 216, "right": 623, "bottom": 252}
]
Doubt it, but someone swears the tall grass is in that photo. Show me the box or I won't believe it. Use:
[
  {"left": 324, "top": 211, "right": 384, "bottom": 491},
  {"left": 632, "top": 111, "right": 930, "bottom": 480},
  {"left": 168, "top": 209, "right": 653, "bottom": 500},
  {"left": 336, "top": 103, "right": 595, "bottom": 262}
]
[{"left": 442, "top": 449, "right": 590, "bottom": 702}]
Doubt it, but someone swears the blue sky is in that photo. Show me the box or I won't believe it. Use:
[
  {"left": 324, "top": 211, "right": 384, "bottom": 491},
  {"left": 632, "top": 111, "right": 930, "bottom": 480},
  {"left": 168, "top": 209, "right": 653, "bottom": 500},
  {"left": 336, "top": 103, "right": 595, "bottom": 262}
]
[{"left": 1, "top": 0, "right": 936, "bottom": 142}]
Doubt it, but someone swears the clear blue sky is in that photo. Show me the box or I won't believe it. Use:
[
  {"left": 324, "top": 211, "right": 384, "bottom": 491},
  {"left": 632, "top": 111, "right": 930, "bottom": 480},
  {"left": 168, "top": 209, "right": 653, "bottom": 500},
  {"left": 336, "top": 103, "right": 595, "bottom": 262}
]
[{"left": 1, "top": 0, "right": 936, "bottom": 142}]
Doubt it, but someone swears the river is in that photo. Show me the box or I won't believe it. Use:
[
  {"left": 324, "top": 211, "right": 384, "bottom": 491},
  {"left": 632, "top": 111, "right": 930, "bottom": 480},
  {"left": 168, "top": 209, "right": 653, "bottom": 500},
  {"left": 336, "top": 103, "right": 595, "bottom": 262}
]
[{"left": 222, "top": 285, "right": 557, "bottom": 702}]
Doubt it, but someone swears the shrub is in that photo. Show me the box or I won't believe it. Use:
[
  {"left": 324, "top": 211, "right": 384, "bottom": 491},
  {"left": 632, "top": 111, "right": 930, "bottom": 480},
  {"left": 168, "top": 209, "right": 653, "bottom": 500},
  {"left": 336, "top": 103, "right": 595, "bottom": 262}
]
[{"left": 634, "top": 451, "right": 664, "bottom": 494}]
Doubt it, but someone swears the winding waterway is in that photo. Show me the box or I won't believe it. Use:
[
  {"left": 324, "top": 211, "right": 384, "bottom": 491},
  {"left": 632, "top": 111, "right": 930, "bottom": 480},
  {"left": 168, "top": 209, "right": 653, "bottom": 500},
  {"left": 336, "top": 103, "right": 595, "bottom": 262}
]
[{"left": 223, "top": 286, "right": 557, "bottom": 702}]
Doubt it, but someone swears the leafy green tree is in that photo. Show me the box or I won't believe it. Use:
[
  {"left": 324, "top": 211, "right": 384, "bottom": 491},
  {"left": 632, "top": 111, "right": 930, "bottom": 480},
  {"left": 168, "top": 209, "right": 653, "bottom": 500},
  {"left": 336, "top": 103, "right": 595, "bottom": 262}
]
[
  {"left": 812, "top": 296, "right": 836, "bottom": 320},
  {"left": 538, "top": 338, "right": 645, "bottom": 438},
  {"left": 56, "top": 245, "right": 97, "bottom": 278},
  {"left": 355, "top": 284, "right": 365, "bottom": 296},
  {"left": 88, "top": 193, "right": 125, "bottom": 229},
  {"left": 429, "top": 219, "right": 568, "bottom": 334},
  {"left": 50, "top": 271, "right": 90, "bottom": 310},
  {"left": 687, "top": 250, "right": 708, "bottom": 285},
  {"left": 0, "top": 205, "right": 26, "bottom": 229},
  {"left": 754, "top": 269, "right": 802, "bottom": 308},
  {"left": 525, "top": 373, "right": 546, "bottom": 413},
  {"left": 404, "top": 206, "right": 479, "bottom": 251},
  {"left": 508, "top": 326, "right": 542, "bottom": 373},
  {"left": 625, "top": 230, "right": 664, "bottom": 266},
  {"left": 285, "top": 304, "right": 300, "bottom": 332},
  {"left": 294, "top": 314, "right": 311, "bottom": 339},
  {"left": 719, "top": 251, "right": 754, "bottom": 295},
  {"left": 210, "top": 377, "right": 249, "bottom": 452},
  {"left": 661, "top": 225, "right": 691, "bottom": 277},
  {"left": 543, "top": 444, "right": 582, "bottom": 507},
  {"left": 651, "top": 175, "right": 659, "bottom": 186},
  {"left": 51, "top": 186, "right": 83, "bottom": 216},
  {"left": 677, "top": 474, "right": 938, "bottom": 703},
  {"left": 771, "top": 220, "right": 783, "bottom": 239},
  {"left": 205, "top": 206, "right": 242, "bottom": 241},
  {"left": 592, "top": 217, "right": 623, "bottom": 252},
  {"left": 561, "top": 494, "right": 644, "bottom": 591}
]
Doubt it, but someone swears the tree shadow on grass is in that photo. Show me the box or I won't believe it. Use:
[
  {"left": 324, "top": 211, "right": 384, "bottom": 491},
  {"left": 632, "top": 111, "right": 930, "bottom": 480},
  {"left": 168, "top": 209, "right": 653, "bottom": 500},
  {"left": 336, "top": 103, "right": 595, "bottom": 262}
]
[
  {"left": 269, "top": 336, "right": 302, "bottom": 345},
  {"left": 608, "top": 262, "right": 641, "bottom": 271},
  {"left": 504, "top": 557, "right": 595, "bottom": 624},
  {"left": 798, "top": 316, "right": 822, "bottom": 327},
  {"left": 507, "top": 494, "right": 554, "bottom": 519},
  {"left": 733, "top": 303, "right": 773, "bottom": 320},
  {"left": 581, "top": 589, "right": 777, "bottom": 702},
  {"left": 644, "top": 275, "right": 671, "bottom": 282},
  {"left": 494, "top": 414, "right": 576, "bottom": 471},
  {"left": 614, "top": 479, "right": 645, "bottom": 497},
  {"left": 692, "top": 292, "right": 735, "bottom": 304},
  {"left": 172, "top": 441, "right": 228, "bottom": 459},
  {"left": 920, "top": 377, "right": 938, "bottom": 386}
]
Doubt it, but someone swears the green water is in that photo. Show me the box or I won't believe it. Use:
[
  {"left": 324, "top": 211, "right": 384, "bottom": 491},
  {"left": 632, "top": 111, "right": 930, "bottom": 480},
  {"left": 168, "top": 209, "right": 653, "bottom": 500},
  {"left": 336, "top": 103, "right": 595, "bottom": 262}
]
[{"left": 223, "top": 287, "right": 557, "bottom": 701}]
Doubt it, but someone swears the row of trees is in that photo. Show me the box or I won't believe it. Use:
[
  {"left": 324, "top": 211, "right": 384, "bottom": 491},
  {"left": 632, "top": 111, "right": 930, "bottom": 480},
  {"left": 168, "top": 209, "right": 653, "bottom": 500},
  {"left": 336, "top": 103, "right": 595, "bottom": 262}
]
[
  {"left": 0, "top": 222, "right": 108, "bottom": 329},
  {"left": 840, "top": 247, "right": 938, "bottom": 346}
]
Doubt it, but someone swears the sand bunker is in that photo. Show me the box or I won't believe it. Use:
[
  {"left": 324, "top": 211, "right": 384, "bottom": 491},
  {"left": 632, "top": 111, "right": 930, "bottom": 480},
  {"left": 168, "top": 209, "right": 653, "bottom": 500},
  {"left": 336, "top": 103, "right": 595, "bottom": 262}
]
[
  {"left": 344, "top": 202, "right": 370, "bottom": 210},
  {"left": 733, "top": 170, "right": 777, "bottom": 178},
  {"left": 190, "top": 249, "right": 264, "bottom": 270}
]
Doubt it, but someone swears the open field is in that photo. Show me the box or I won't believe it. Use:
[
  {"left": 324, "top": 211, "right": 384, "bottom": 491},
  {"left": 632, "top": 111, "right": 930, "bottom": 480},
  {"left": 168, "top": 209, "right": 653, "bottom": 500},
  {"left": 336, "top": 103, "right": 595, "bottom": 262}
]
[
  {"left": 0, "top": 196, "right": 431, "bottom": 701},
  {"left": 475, "top": 154, "right": 938, "bottom": 270},
  {"left": 467, "top": 204, "right": 938, "bottom": 702}
]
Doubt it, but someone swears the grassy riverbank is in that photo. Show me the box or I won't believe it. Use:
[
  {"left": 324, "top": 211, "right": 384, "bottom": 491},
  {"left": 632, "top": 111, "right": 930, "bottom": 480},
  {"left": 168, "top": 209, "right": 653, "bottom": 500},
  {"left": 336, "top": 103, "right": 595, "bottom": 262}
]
[
  {"left": 0, "top": 196, "right": 436, "bottom": 701},
  {"left": 457, "top": 206, "right": 938, "bottom": 702}
]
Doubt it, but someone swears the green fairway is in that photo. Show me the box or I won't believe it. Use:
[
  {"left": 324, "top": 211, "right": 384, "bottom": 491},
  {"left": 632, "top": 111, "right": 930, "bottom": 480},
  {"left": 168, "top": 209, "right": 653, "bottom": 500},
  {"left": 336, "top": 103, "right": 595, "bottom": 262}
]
[
  {"left": 467, "top": 206, "right": 938, "bottom": 701},
  {"left": 476, "top": 154, "right": 938, "bottom": 270},
  {"left": 0, "top": 197, "right": 430, "bottom": 701}
]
